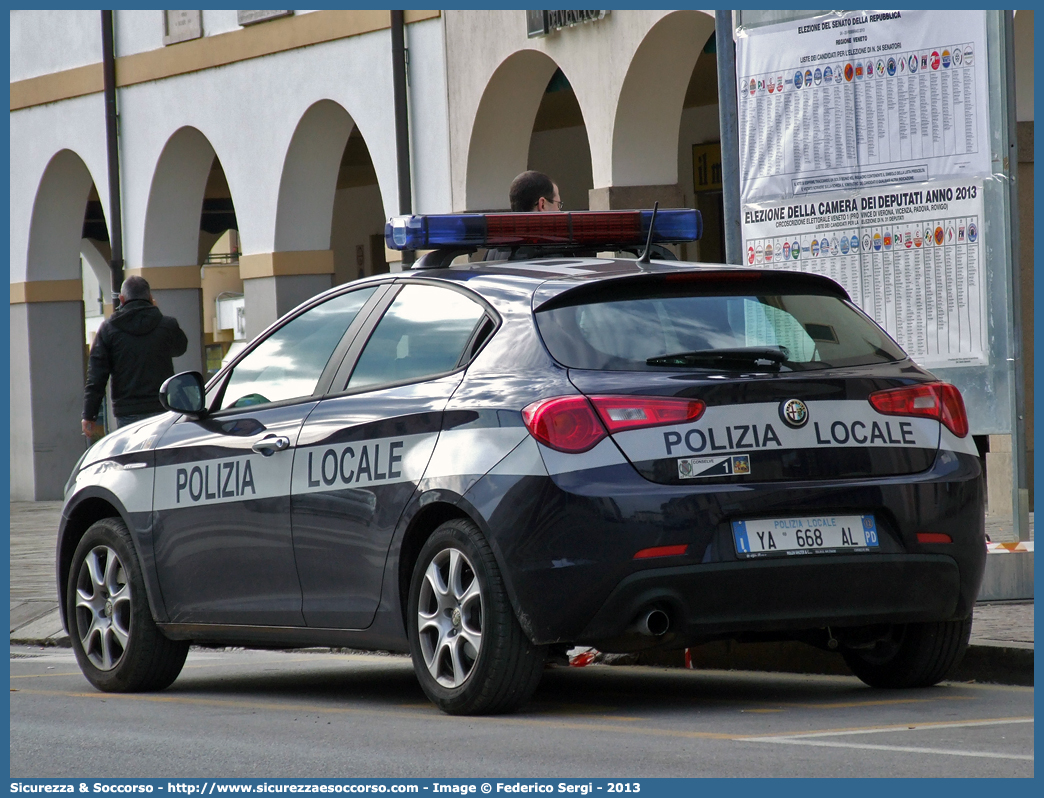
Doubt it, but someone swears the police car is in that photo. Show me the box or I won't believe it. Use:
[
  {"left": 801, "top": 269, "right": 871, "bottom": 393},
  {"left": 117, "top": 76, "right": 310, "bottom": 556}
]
[{"left": 58, "top": 208, "right": 985, "bottom": 715}]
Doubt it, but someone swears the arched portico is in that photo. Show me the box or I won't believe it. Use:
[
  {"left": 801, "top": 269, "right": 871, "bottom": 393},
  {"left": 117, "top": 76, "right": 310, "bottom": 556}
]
[
  {"left": 138, "top": 126, "right": 232, "bottom": 374},
  {"left": 275, "top": 100, "right": 354, "bottom": 253},
  {"left": 527, "top": 69, "right": 594, "bottom": 211},
  {"left": 465, "top": 50, "right": 564, "bottom": 211},
  {"left": 245, "top": 100, "right": 345, "bottom": 337},
  {"left": 12, "top": 150, "right": 101, "bottom": 498},
  {"left": 239, "top": 100, "right": 389, "bottom": 338},
  {"left": 597, "top": 10, "right": 715, "bottom": 210}
]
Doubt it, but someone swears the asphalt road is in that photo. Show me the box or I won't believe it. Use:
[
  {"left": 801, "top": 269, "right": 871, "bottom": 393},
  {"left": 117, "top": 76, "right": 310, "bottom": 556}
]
[{"left": 10, "top": 646, "right": 1033, "bottom": 779}]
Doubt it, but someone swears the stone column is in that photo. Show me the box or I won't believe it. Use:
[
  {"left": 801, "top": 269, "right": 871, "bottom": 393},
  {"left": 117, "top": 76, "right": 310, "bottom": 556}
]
[
  {"left": 10, "top": 279, "right": 88, "bottom": 500},
  {"left": 239, "top": 250, "right": 335, "bottom": 340},
  {"left": 588, "top": 184, "right": 685, "bottom": 211}
]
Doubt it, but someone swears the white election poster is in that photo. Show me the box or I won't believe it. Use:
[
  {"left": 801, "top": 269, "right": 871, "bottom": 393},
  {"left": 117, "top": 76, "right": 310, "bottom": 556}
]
[
  {"left": 735, "top": 10, "right": 991, "bottom": 203},
  {"left": 742, "top": 180, "right": 987, "bottom": 369}
]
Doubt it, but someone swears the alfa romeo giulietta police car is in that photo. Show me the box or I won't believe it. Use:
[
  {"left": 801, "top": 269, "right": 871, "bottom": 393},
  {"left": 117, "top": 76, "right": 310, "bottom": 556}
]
[{"left": 58, "top": 208, "right": 985, "bottom": 715}]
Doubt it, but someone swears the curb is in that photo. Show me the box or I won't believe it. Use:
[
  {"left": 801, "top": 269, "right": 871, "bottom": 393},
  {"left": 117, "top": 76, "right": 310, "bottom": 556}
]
[
  {"left": 10, "top": 606, "right": 69, "bottom": 648},
  {"left": 951, "top": 641, "right": 1035, "bottom": 686},
  {"left": 12, "top": 611, "right": 1033, "bottom": 687},
  {"left": 630, "top": 638, "right": 1033, "bottom": 686},
  {"left": 979, "top": 549, "right": 1034, "bottom": 601}
]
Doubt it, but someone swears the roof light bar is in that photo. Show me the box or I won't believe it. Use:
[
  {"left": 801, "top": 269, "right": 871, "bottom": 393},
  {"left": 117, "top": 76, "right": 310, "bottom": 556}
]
[{"left": 385, "top": 209, "right": 702, "bottom": 251}]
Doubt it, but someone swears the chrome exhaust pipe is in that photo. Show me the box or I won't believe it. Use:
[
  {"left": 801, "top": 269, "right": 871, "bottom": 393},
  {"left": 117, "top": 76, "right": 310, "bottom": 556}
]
[{"left": 636, "top": 608, "right": 670, "bottom": 637}]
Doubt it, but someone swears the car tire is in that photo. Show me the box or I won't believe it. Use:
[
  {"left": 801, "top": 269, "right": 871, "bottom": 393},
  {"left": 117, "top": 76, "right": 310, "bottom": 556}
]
[
  {"left": 407, "top": 518, "right": 546, "bottom": 715},
  {"left": 841, "top": 617, "right": 972, "bottom": 689},
  {"left": 67, "top": 517, "right": 189, "bottom": 692}
]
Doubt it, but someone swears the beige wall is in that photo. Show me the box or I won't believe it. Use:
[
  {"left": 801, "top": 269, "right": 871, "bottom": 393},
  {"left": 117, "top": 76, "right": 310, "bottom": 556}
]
[{"left": 201, "top": 265, "right": 243, "bottom": 337}]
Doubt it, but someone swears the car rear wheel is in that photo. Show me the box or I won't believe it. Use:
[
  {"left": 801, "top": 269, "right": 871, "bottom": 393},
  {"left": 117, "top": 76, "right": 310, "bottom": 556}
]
[
  {"left": 67, "top": 517, "right": 189, "bottom": 692},
  {"left": 841, "top": 617, "right": 972, "bottom": 688},
  {"left": 407, "top": 518, "right": 546, "bottom": 715}
]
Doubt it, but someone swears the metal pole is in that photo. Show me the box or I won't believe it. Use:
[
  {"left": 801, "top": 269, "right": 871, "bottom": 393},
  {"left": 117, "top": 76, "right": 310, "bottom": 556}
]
[
  {"left": 101, "top": 11, "right": 125, "bottom": 304},
  {"left": 715, "top": 10, "right": 742, "bottom": 265},
  {"left": 1003, "top": 11, "right": 1029, "bottom": 540},
  {"left": 390, "top": 11, "right": 414, "bottom": 267}
]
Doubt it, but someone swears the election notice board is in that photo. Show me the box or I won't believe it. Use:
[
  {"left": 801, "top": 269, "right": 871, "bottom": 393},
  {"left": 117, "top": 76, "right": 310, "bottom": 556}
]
[
  {"left": 743, "top": 180, "right": 985, "bottom": 368},
  {"left": 735, "top": 10, "right": 992, "bottom": 367},
  {"left": 736, "top": 10, "right": 990, "bottom": 201}
]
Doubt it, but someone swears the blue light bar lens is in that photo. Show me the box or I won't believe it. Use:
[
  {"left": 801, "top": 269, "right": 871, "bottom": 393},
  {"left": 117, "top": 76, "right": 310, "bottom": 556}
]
[
  {"left": 426, "top": 215, "right": 488, "bottom": 247},
  {"left": 387, "top": 215, "right": 423, "bottom": 249},
  {"left": 642, "top": 209, "right": 703, "bottom": 242},
  {"left": 385, "top": 209, "right": 702, "bottom": 250},
  {"left": 385, "top": 214, "right": 488, "bottom": 250}
]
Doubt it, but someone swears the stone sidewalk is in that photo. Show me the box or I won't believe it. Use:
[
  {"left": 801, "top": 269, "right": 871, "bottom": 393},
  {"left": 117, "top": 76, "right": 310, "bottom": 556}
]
[
  {"left": 8, "top": 502, "right": 1034, "bottom": 682},
  {"left": 10, "top": 502, "right": 67, "bottom": 646}
]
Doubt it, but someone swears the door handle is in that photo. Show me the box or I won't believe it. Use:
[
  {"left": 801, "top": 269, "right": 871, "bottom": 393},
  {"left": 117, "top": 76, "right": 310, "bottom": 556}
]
[{"left": 252, "top": 435, "right": 290, "bottom": 455}]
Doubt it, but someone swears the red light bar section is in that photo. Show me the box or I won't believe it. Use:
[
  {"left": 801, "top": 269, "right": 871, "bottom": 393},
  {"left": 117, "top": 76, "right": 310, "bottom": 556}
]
[
  {"left": 633, "top": 544, "right": 689, "bottom": 559},
  {"left": 485, "top": 212, "right": 645, "bottom": 247},
  {"left": 486, "top": 213, "right": 571, "bottom": 246},
  {"left": 571, "top": 212, "right": 643, "bottom": 244}
]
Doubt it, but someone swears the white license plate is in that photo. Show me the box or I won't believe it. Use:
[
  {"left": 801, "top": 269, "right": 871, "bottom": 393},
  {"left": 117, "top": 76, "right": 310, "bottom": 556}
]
[{"left": 732, "top": 515, "right": 879, "bottom": 558}]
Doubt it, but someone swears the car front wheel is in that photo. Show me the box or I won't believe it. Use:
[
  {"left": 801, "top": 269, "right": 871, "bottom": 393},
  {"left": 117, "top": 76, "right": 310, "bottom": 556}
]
[
  {"left": 407, "top": 519, "right": 546, "bottom": 715},
  {"left": 841, "top": 617, "right": 972, "bottom": 689},
  {"left": 67, "top": 517, "right": 189, "bottom": 692}
]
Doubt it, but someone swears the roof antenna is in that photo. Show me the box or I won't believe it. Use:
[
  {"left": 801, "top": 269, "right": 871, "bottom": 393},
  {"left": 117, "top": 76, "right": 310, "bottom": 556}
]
[{"left": 637, "top": 201, "right": 659, "bottom": 264}]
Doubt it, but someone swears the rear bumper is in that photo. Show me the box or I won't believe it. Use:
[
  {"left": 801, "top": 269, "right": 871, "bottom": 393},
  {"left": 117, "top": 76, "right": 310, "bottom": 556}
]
[
  {"left": 579, "top": 553, "right": 960, "bottom": 651},
  {"left": 469, "top": 444, "right": 986, "bottom": 647}
]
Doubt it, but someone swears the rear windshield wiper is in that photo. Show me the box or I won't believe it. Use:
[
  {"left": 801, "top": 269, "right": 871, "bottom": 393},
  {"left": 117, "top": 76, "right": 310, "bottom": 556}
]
[{"left": 646, "top": 346, "right": 790, "bottom": 369}]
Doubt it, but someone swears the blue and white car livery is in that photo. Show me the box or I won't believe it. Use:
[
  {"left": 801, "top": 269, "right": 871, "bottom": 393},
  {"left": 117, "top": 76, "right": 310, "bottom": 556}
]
[{"left": 59, "top": 208, "right": 986, "bottom": 714}]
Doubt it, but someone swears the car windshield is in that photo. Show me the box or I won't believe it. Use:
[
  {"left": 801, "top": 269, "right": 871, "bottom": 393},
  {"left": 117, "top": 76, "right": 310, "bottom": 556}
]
[{"left": 535, "top": 279, "right": 905, "bottom": 372}]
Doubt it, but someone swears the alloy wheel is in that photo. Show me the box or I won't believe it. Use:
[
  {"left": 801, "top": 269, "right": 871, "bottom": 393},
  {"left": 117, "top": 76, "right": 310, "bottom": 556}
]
[
  {"left": 74, "top": 545, "right": 131, "bottom": 671},
  {"left": 417, "top": 547, "right": 483, "bottom": 688}
]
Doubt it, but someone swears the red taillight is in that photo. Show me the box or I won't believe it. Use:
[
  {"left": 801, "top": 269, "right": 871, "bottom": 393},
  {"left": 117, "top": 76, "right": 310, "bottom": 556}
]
[
  {"left": 589, "top": 395, "right": 705, "bottom": 433},
  {"left": 868, "top": 382, "right": 969, "bottom": 437},
  {"left": 522, "top": 396, "right": 607, "bottom": 453},
  {"left": 634, "top": 544, "right": 689, "bottom": 559},
  {"left": 916, "top": 533, "right": 953, "bottom": 544},
  {"left": 523, "top": 395, "right": 706, "bottom": 452},
  {"left": 937, "top": 384, "right": 970, "bottom": 437}
]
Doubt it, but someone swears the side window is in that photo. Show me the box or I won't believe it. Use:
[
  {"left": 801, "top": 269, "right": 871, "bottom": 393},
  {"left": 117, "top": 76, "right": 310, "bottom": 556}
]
[
  {"left": 219, "top": 287, "right": 376, "bottom": 410},
  {"left": 346, "top": 284, "right": 486, "bottom": 391}
]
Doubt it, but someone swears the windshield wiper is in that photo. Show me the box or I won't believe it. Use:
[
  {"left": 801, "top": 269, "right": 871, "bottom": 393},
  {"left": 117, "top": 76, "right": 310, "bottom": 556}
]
[{"left": 646, "top": 346, "right": 790, "bottom": 369}]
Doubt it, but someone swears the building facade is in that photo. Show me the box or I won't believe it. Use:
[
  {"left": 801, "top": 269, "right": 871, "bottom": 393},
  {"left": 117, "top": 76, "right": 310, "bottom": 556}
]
[{"left": 9, "top": 10, "right": 1033, "bottom": 504}]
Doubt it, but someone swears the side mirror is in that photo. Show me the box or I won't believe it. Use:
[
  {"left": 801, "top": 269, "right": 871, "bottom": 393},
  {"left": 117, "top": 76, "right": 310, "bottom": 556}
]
[{"left": 159, "top": 371, "right": 207, "bottom": 417}]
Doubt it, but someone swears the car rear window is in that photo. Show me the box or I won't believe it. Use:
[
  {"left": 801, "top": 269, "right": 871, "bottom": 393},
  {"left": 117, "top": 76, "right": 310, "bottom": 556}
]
[{"left": 534, "top": 280, "right": 905, "bottom": 371}]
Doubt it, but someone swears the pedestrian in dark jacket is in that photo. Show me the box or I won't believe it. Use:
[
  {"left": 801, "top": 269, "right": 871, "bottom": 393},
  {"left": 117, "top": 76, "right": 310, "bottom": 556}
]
[{"left": 81, "top": 276, "right": 189, "bottom": 436}]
